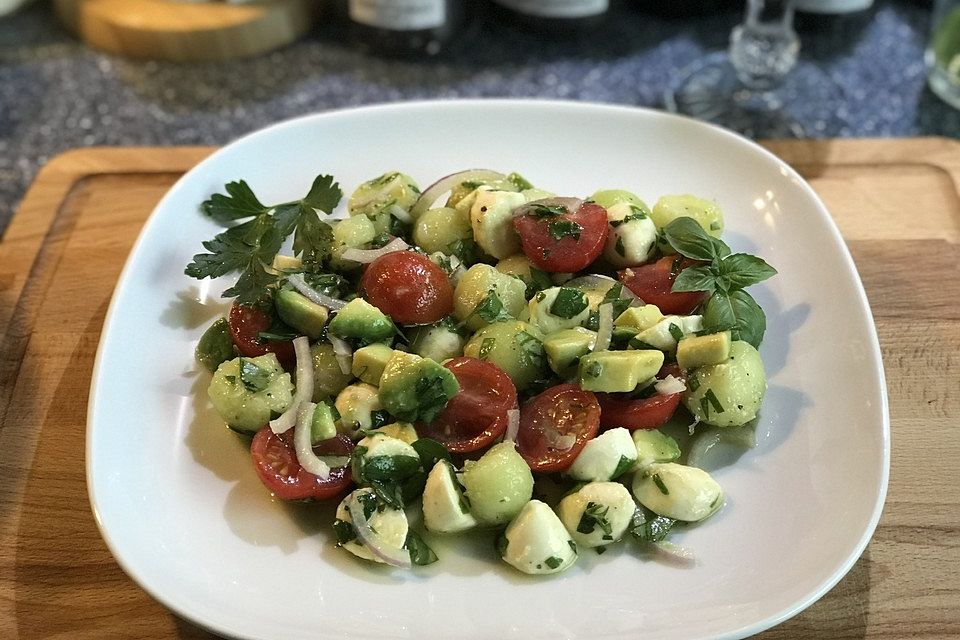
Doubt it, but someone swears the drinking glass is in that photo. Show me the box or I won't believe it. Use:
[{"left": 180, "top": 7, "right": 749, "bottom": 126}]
[{"left": 665, "top": 0, "right": 846, "bottom": 138}]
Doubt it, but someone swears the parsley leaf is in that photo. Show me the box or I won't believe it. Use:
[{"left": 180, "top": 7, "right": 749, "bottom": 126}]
[
  {"left": 185, "top": 174, "right": 342, "bottom": 305},
  {"left": 472, "top": 290, "right": 513, "bottom": 324}
]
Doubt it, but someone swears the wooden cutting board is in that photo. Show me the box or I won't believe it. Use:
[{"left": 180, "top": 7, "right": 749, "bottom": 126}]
[{"left": 1, "top": 140, "right": 958, "bottom": 639}]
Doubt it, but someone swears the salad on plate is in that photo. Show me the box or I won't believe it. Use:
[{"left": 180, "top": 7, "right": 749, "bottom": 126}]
[{"left": 186, "top": 168, "right": 776, "bottom": 575}]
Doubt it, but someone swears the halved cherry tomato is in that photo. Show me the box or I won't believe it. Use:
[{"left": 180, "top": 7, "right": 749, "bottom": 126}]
[
  {"left": 596, "top": 364, "right": 686, "bottom": 431},
  {"left": 228, "top": 303, "right": 295, "bottom": 369},
  {"left": 618, "top": 256, "right": 709, "bottom": 315},
  {"left": 513, "top": 202, "right": 609, "bottom": 273},
  {"left": 417, "top": 357, "right": 518, "bottom": 454},
  {"left": 250, "top": 428, "right": 354, "bottom": 501},
  {"left": 516, "top": 383, "right": 601, "bottom": 473},
  {"left": 360, "top": 251, "right": 454, "bottom": 325}
]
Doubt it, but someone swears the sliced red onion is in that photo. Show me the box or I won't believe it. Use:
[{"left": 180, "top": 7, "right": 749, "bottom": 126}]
[
  {"left": 593, "top": 302, "right": 613, "bottom": 352},
  {"left": 652, "top": 541, "right": 696, "bottom": 566},
  {"left": 328, "top": 334, "right": 353, "bottom": 375},
  {"left": 410, "top": 169, "right": 506, "bottom": 219},
  {"left": 269, "top": 336, "right": 314, "bottom": 434},
  {"left": 511, "top": 196, "right": 584, "bottom": 219},
  {"left": 294, "top": 402, "right": 331, "bottom": 480},
  {"left": 655, "top": 375, "right": 686, "bottom": 396},
  {"left": 505, "top": 408, "right": 520, "bottom": 443},
  {"left": 287, "top": 273, "right": 347, "bottom": 311},
  {"left": 347, "top": 494, "right": 412, "bottom": 568},
  {"left": 340, "top": 237, "right": 410, "bottom": 264}
]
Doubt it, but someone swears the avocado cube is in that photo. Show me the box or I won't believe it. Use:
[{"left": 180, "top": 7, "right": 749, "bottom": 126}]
[
  {"left": 351, "top": 343, "right": 394, "bottom": 386},
  {"left": 614, "top": 305, "right": 664, "bottom": 333},
  {"left": 310, "top": 401, "right": 338, "bottom": 443},
  {"left": 378, "top": 351, "right": 460, "bottom": 423},
  {"left": 328, "top": 298, "right": 396, "bottom": 345},
  {"left": 195, "top": 317, "right": 235, "bottom": 372},
  {"left": 578, "top": 350, "right": 664, "bottom": 393},
  {"left": 543, "top": 328, "right": 596, "bottom": 377},
  {"left": 275, "top": 288, "right": 329, "bottom": 339},
  {"left": 676, "top": 331, "right": 732, "bottom": 370}
]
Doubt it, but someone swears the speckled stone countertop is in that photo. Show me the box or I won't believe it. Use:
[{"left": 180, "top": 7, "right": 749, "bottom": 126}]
[{"left": 0, "top": 1, "right": 956, "bottom": 234}]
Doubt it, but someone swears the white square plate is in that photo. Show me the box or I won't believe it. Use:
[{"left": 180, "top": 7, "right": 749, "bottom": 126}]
[{"left": 88, "top": 100, "right": 889, "bottom": 640}]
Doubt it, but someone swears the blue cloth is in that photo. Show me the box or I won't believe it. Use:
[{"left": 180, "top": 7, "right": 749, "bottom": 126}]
[{"left": 0, "top": 1, "right": 953, "bottom": 233}]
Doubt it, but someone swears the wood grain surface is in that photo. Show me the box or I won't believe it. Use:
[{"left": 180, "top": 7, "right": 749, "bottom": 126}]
[
  {"left": 1, "top": 141, "right": 958, "bottom": 639},
  {"left": 53, "top": 0, "right": 316, "bottom": 62}
]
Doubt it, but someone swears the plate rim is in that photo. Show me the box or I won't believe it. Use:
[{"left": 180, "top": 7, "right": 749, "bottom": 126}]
[{"left": 85, "top": 98, "right": 891, "bottom": 640}]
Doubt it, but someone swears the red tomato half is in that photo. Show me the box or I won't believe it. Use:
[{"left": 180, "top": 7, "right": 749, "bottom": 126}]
[
  {"left": 250, "top": 428, "right": 354, "bottom": 501},
  {"left": 516, "top": 383, "right": 601, "bottom": 473},
  {"left": 514, "top": 202, "right": 609, "bottom": 273},
  {"left": 360, "top": 251, "right": 454, "bottom": 325},
  {"left": 618, "top": 256, "right": 708, "bottom": 315},
  {"left": 417, "top": 357, "right": 518, "bottom": 454},
  {"left": 597, "top": 364, "right": 686, "bottom": 431},
  {"left": 228, "top": 303, "right": 295, "bottom": 369}
]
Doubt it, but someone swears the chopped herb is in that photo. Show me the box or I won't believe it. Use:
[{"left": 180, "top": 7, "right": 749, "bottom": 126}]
[
  {"left": 544, "top": 556, "right": 563, "bottom": 570},
  {"left": 448, "top": 238, "right": 484, "bottom": 266},
  {"left": 668, "top": 323, "right": 684, "bottom": 343},
  {"left": 688, "top": 376, "right": 701, "bottom": 392},
  {"left": 577, "top": 502, "right": 614, "bottom": 540},
  {"left": 527, "top": 203, "right": 567, "bottom": 218},
  {"left": 630, "top": 508, "right": 676, "bottom": 543},
  {"left": 704, "top": 388, "right": 725, "bottom": 413},
  {"left": 370, "top": 409, "right": 391, "bottom": 429},
  {"left": 548, "top": 219, "right": 583, "bottom": 241},
  {"left": 368, "top": 479, "right": 405, "bottom": 510},
  {"left": 404, "top": 531, "right": 438, "bottom": 566},
  {"left": 332, "top": 518, "right": 357, "bottom": 545},
  {"left": 595, "top": 546, "right": 607, "bottom": 555},
  {"left": 410, "top": 438, "right": 451, "bottom": 471},
  {"left": 472, "top": 290, "right": 513, "bottom": 324},
  {"left": 611, "top": 455, "right": 635, "bottom": 480},
  {"left": 478, "top": 336, "right": 497, "bottom": 360},
  {"left": 516, "top": 331, "right": 546, "bottom": 371},
  {"left": 629, "top": 338, "right": 658, "bottom": 351},
  {"left": 526, "top": 267, "right": 554, "bottom": 298},
  {"left": 652, "top": 473, "right": 670, "bottom": 495},
  {"left": 600, "top": 283, "right": 632, "bottom": 319},
  {"left": 224, "top": 375, "right": 237, "bottom": 385},
  {"left": 356, "top": 490, "right": 381, "bottom": 520},
  {"left": 362, "top": 455, "right": 421, "bottom": 483},
  {"left": 239, "top": 358, "right": 272, "bottom": 392},
  {"left": 549, "top": 287, "right": 588, "bottom": 319},
  {"left": 568, "top": 540, "right": 578, "bottom": 554},
  {"left": 256, "top": 330, "right": 297, "bottom": 342},
  {"left": 615, "top": 235, "right": 626, "bottom": 257}
]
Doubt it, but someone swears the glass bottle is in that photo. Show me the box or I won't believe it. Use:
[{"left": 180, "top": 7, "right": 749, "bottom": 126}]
[
  {"left": 346, "top": 0, "right": 465, "bottom": 56},
  {"left": 489, "top": 0, "right": 610, "bottom": 32}
]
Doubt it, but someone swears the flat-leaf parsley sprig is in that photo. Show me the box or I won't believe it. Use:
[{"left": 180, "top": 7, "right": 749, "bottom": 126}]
[
  {"left": 185, "top": 175, "right": 342, "bottom": 305},
  {"left": 661, "top": 217, "right": 777, "bottom": 347}
]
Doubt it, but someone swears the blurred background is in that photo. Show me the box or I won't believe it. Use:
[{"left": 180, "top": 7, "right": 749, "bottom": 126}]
[{"left": 0, "top": 0, "right": 954, "bottom": 234}]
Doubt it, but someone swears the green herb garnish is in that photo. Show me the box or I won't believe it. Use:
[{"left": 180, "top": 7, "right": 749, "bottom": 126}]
[{"left": 549, "top": 287, "right": 589, "bottom": 319}]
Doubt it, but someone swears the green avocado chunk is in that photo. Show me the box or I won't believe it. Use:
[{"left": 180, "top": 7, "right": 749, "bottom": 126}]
[
  {"left": 327, "top": 298, "right": 396, "bottom": 345},
  {"left": 195, "top": 317, "right": 236, "bottom": 372},
  {"left": 351, "top": 343, "right": 394, "bottom": 386},
  {"left": 378, "top": 351, "right": 460, "bottom": 423},
  {"left": 543, "top": 328, "right": 596, "bottom": 377},
  {"left": 676, "top": 331, "right": 732, "bottom": 370},
  {"left": 275, "top": 288, "right": 329, "bottom": 339},
  {"left": 578, "top": 349, "right": 664, "bottom": 393}
]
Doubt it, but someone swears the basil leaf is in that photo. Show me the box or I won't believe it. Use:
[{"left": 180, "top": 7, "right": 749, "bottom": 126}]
[
  {"left": 662, "top": 217, "right": 730, "bottom": 262},
  {"left": 472, "top": 290, "right": 512, "bottom": 324},
  {"left": 526, "top": 267, "right": 554, "bottom": 299},
  {"left": 549, "top": 287, "right": 589, "bottom": 319},
  {"left": 702, "top": 289, "right": 766, "bottom": 347},
  {"left": 630, "top": 507, "right": 676, "bottom": 543},
  {"left": 714, "top": 253, "right": 778, "bottom": 292},
  {"left": 672, "top": 264, "right": 717, "bottom": 293}
]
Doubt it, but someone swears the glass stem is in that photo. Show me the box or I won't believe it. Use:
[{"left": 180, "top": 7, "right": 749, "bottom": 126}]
[{"left": 729, "top": 0, "right": 800, "bottom": 92}]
